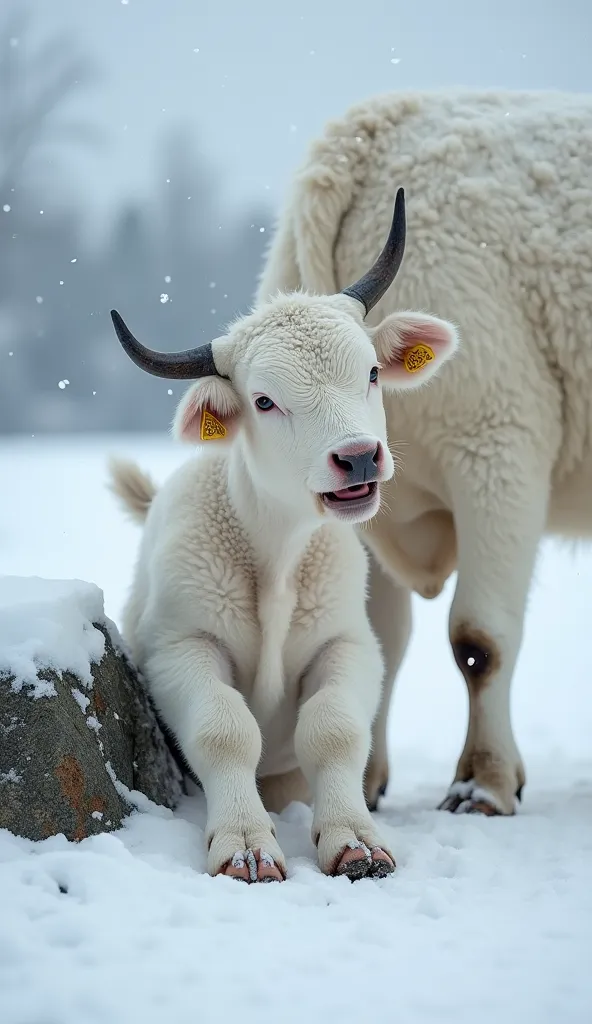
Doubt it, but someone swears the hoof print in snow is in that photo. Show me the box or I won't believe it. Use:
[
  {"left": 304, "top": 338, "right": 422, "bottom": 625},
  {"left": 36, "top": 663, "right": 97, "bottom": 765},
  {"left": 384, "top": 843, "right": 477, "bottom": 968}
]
[{"left": 0, "top": 578, "right": 184, "bottom": 843}]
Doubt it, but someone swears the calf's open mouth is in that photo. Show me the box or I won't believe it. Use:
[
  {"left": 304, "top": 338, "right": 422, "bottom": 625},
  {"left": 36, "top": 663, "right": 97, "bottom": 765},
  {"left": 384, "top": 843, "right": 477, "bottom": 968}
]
[{"left": 321, "top": 481, "right": 379, "bottom": 512}]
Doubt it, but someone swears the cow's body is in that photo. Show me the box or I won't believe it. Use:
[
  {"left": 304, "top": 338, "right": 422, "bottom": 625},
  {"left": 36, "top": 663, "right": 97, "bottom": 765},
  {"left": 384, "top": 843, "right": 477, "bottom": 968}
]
[{"left": 257, "top": 89, "right": 592, "bottom": 815}]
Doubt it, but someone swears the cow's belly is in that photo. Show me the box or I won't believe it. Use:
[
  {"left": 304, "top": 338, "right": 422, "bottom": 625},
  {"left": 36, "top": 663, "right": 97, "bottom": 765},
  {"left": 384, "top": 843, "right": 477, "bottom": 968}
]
[{"left": 548, "top": 455, "right": 592, "bottom": 537}]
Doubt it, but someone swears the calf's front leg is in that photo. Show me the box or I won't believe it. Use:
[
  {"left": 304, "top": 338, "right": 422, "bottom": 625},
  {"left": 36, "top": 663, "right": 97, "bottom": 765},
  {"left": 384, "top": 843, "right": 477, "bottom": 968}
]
[
  {"left": 146, "top": 637, "right": 285, "bottom": 882},
  {"left": 295, "top": 635, "right": 396, "bottom": 880}
]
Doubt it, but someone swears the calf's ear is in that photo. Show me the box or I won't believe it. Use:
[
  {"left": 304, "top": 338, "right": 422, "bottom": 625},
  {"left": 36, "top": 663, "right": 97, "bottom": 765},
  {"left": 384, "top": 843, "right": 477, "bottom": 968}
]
[
  {"left": 173, "top": 377, "right": 242, "bottom": 445},
  {"left": 371, "top": 311, "right": 459, "bottom": 390}
]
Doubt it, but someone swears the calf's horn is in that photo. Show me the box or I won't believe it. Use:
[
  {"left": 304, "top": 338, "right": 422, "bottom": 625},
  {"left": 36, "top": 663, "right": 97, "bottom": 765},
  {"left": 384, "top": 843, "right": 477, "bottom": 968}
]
[
  {"left": 341, "top": 187, "right": 406, "bottom": 316},
  {"left": 110, "top": 309, "right": 221, "bottom": 379}
]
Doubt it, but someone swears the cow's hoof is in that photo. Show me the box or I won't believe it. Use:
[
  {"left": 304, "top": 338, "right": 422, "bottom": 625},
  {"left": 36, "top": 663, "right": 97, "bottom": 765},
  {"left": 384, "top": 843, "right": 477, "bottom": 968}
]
[
  {"left": 438, "top": 780, "right": 515, "bottom": 816},
  {"left": 364, "top": 760, "right": 389, "bottom": 812}
]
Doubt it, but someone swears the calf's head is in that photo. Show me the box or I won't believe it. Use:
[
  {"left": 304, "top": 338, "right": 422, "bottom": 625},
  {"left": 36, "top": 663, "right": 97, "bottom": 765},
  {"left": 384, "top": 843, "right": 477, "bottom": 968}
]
[{"left": 111, "top": 189, "right": 458, "bottom": 524}]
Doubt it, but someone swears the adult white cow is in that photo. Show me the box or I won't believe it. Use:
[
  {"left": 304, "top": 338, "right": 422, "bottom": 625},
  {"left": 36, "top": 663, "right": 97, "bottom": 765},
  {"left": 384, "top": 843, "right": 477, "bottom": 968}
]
[
  {"left": 256, "top": 89, "right": 592, "bottom": 817},
  {"left": 108, "top": 192, "right": 459, "bottom": 881}
]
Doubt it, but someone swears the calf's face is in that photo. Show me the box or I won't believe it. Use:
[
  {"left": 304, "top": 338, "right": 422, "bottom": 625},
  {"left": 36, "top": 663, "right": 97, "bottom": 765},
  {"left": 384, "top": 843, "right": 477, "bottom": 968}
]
[
  {"left": 110, "top": 189, "right": 458, "bottom": 524},
  {"left": 173, "top": 293, "right": 458, "bottom": 524}
]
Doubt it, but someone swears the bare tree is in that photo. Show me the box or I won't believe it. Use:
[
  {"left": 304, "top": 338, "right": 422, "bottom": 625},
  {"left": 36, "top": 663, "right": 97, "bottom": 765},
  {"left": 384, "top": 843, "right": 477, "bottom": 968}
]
[{"left": 0, "top": 5, "right": 100, "bottom": 200}]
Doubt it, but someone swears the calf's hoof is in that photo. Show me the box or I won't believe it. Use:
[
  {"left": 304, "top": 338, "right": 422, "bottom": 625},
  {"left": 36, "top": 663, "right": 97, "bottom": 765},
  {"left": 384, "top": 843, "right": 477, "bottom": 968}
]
[
  {"left": 218, "top": 848, "right": 285, "bottom": 883},
  {"left": 334, "top": 839, "right": 395, "bottom": 881}
]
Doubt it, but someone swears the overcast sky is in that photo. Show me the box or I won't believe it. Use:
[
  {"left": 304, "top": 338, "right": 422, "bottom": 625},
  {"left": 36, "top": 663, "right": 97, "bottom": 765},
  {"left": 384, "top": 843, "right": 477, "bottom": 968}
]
[{"left": 22, "top": 0, "right": 592, "bottom": 238}]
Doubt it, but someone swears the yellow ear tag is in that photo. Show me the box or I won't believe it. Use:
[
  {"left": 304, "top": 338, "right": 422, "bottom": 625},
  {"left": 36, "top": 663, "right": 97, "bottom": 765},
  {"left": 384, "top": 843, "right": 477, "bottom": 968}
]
[
  {"left": 200, "top": 408, "right": 227, "bottom": 441},
  {"left": 403, "top": 342, "right": 435, "bottom": 374}
]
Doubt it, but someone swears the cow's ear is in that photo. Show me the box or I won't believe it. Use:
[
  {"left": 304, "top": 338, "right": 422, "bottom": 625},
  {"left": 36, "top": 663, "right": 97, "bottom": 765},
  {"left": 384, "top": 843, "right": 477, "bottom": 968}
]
[
  {"left": 371, "top": 311, "right": 459, "bottom": 390},
  {"left": 172, "top": 377, "right": 242, "bottom": 445}
]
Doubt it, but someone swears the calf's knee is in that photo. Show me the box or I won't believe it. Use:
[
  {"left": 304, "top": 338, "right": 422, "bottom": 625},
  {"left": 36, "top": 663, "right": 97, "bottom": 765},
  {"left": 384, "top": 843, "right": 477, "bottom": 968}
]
[
  {"left": 296, "top": 691, "right": 370, "bottom": 771},
  {"left": 193, "top": 687, "right": 262, "bottom": 770}
]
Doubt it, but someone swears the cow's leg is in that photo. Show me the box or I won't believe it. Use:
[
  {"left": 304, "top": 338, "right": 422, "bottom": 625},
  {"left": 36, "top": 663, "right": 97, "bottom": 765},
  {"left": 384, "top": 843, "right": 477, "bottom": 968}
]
[
  {"left": 295, "top": 635, "right": 396, "bottom": 880},
  {"left": 146, "top": 638, "right": 285, "bottom": 881},
  {"left": 364, "top": 552, "right": 412, "bottom": 810},
  {"left": 440, "top": 439, "right": 551, "bottom": 816},
  {"left": 258, "top": 767, "right": 311, "bottom": 813}
]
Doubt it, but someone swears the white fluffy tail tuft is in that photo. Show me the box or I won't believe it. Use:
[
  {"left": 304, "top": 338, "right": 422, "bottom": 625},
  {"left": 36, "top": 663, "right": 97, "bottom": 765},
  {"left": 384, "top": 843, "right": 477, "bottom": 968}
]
[{"left": 107, "top": 457, "right": 157, "bottom": 524}]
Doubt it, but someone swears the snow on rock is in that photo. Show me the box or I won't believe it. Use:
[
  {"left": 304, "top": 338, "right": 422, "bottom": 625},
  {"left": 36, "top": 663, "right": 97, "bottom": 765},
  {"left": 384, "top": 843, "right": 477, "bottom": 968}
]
[
  {"left": 0, "top": 577, "right": 183, "bottom": 843},
  {"left": 0, "top": 577, "right": 119, "bottom": 697}
]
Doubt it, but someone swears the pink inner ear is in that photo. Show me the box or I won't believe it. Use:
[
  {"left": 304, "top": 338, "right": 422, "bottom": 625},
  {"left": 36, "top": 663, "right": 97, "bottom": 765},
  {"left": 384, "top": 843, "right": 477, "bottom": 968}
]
[
  {"left": 179, "top": 396, "right": 203, "bottom": 442},
  {"left": 393, "top": 319, "right": 454, "bottom": 362}
]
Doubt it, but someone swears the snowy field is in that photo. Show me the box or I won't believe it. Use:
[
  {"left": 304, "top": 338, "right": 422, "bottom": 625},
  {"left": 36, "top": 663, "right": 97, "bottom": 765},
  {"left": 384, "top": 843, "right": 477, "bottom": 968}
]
[{"left": 1, "top": 433, "right": 592, "bottom": 1024}]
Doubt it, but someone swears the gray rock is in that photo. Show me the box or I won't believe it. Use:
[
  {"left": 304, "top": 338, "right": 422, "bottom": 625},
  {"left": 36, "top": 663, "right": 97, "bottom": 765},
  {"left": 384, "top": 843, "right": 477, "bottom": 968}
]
[{"left": 0, "top": 625, "right": 185, "bottom": 842}]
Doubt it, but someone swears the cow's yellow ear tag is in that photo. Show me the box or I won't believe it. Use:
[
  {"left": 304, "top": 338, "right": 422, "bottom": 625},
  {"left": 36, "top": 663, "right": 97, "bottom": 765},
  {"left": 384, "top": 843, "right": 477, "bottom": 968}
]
[
  {"left": 403, "top": 342, "right": 435, "bottom": 374},
  {"left": 200, "top": 408, "right": 227, "bottom": 441}
]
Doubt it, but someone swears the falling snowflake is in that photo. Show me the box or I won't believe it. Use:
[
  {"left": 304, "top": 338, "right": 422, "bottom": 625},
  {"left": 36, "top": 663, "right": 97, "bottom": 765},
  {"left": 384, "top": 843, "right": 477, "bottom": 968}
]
[
  {"left": 70, "top": 258, "right": 77, "bottom": 263},
  {"left": 2, "top": 205, "right": 10, "bottom": 213},
  {"left": 160, "top": 293, "right": 169, "bottom": 303},
  {"left": 167, "top": 389, "right": 173, "bottom": 396},
  {"left": 58, "top": 379, "right": 70, "bottom": 390},
  {"left": 164, "top": 275, "right": 171, "bottom": 283},
  {"left": 35, "top": 296, "right": 43, "bottom": 304}
]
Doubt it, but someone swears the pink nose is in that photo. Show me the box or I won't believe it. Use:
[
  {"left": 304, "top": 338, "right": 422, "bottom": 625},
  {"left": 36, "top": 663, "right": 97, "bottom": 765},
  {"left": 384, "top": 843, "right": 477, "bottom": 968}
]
[{"left": 330, "top": 442, "right": 383, "bottom": 482}]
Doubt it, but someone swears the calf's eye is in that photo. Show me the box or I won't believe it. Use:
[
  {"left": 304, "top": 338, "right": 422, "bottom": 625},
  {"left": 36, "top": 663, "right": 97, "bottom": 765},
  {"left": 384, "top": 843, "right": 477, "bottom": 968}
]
[
  {"left": 255, "top": 395, "right": 275, "bottom": 411},
  {"left": 369, "top": 366, "right": 379, "bottom": 384}
]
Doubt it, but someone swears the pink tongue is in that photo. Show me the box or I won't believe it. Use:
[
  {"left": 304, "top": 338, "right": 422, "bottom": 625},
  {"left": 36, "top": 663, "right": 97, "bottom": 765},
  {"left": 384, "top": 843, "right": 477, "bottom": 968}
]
[{"left": 332, "top": 484, "right": 371, "bottom": 500}]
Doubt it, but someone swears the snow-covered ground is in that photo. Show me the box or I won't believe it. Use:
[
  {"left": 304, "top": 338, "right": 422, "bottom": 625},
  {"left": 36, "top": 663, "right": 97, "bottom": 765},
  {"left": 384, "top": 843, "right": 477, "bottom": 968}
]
[{"left": 1, "top": 433, "right": 592, "bottom": 1024}]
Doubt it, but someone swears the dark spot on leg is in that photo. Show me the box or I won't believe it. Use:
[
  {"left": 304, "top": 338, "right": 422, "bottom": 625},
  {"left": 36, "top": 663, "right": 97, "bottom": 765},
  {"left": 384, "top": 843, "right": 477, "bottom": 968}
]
[
  {"left": 453, "top": 641, "right": 489, "bottom": 678},
  {"left": 58, "top": 884, "right": 68, "bottom": 894},
  {"left": 451, "top": 623, "right": 501, "bottom": 690},
  {"left": 378, "top": 781, "right": 387, "bottom": 798}
]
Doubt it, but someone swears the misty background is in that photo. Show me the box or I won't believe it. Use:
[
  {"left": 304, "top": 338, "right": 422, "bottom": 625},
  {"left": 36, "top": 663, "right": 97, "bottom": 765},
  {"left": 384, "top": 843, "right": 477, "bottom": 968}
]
[{"left": 1, "top": 0, "right": 590, "bottom": 435}]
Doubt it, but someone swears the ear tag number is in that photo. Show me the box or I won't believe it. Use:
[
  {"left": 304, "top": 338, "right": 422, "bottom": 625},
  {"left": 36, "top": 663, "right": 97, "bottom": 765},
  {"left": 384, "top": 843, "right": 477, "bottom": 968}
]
[
  {"left": 403, "top": 342, "right": 435, "bottom": 374},
  {"left": 200, "top": 409, "right": 227, "bottom": 441}
]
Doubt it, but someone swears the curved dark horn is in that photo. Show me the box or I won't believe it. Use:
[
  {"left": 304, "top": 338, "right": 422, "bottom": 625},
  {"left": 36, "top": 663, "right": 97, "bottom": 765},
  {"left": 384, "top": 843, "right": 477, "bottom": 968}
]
[
  {"left": 110, "top": 310, "right": 221, "bottom": 379},
  {"left": 341, "top": 187, "right": 406, "bottom": 317}
]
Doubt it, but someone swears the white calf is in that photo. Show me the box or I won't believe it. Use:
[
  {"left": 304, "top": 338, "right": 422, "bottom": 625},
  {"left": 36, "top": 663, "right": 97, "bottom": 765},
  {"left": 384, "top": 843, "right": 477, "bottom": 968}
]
[{"left": 109, "top": 192, "right": 458, "bottom": 880}]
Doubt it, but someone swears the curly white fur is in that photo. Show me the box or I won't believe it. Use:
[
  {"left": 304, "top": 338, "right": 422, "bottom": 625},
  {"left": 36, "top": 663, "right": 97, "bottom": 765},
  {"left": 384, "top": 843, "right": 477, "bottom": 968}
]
[{"left": 256, "top": 89, "right": 592, "bottom": 815}]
